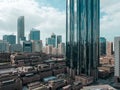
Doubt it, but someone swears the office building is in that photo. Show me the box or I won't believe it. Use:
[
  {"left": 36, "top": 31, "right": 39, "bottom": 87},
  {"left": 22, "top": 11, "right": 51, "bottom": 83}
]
[
  {"left": 23, "top": 41, "right": 32, "bottom": 52},
  {"left": 58, "top": 43, "right": 65, "bottom": 56},
  {"left": 100, "top": 37, "right": 106, "bottom": 56},
  {"left": 3, "top": 35, "right": 16, "bottom": 44},
  {"left": 32, "top": 40, "right": 42, "bottom": 52},
  {"left": 114, "top": 37, "right": 120, "bottom": 82},
  {"left": 52, "top": 47, "right": 58, "bottom": 55},
  {"left": 66, "top": 0, "right": 100, "bottom": 81},
  {"left": 106, "top": 42, "right": 113, "bottom": 56},
  {"left": 57, "top": 35, "right": 62, "bottom": 47},
  {"left": 17, "top": 16, "right": 25, "bottom": 44},
  {"left": 9, "top": 44, "right": 23, "bottom": 53},
  {"left": 51, "top": 33, "right": 56, "bottom": 47},
  {"left": 29, "top": 28, "right": 40, "bottom": 41},
  {"left": 0, "top": 40, "right": 9, "bottom": 53}
]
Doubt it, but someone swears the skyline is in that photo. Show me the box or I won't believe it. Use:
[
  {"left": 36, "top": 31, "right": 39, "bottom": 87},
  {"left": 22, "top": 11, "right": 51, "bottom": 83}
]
[{"left": 0, "top": 0, "right": 120, "bottom": 44}]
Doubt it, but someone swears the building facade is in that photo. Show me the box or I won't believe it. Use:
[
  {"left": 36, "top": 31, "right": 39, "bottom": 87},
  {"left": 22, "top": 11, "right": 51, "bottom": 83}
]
[
  {"left": 0, "top": 40, "right": 9, "bottom": 53},
  {"left": 114, "top": 37, "right": 120, "bottom": 80},
  {"left": 106, "top": 42, "right": 113, "bottom": 56},
  {"left": 3, "top": 35, "right": 16, "bottom": 45},
  {"left": 23, "top": 41, "right": 32, "bottom": 52},
  {"left": 58, "top": 43, "right": 65, "bottom": 56},
  {"left": 17, "top": 16, "right": 25, "bottom": 44},
  {"left": 32, "top": 40, "right": 42, "bottom": 52},
  {"left": 29, "top": 28, "right": 40, "bottom": 41},
  {"left": 66, "top": 0, "right": 100, "bottom": 81},
  {"left": 100, "top": 37, "right": 106, "bottom": 56},
  {"left": 57, "top": 35, "right": 62, "bottom": 47}
]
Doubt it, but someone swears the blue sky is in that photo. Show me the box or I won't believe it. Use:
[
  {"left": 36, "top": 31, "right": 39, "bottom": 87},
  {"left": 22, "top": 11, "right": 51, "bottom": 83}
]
[{"left": 0, "top": 0, "right": 120, "bottom": 44}]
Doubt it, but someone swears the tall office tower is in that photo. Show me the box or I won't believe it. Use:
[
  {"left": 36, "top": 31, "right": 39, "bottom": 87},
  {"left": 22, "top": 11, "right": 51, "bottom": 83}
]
[
  {"left": 17, "top": 16, "right": 25, "bottom": 44},
  {"left": 114, "top": 37, "right": 120, "bottom": 82},
  {"left": 29, "top": 28, "right": 40, "bottom": 41},
  {"left": 106, "top": 42, "right": 113, "bottom": 56},
  {"left": 57, "top": 35, "right": 62, "bottom": 47},
  {"left": 66, "top": 0, "right": 100, "bottom": 81},
  {"left": 51, "top": 33, "right": 56, "bottom": 47},
  {"left": 100, "top": 37, "right": 106, "bottom": 56}
]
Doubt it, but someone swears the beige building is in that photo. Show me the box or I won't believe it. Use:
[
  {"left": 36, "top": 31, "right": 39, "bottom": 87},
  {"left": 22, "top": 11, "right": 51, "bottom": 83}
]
[
  {"left": 81, "top": 85, "right": 116, "bottom": 90},
  {"left": 32, "top": 40, "right": 43, "bottom": 52},
  {"left": 52, "top": 47, "right": 58, "bottom": 55},
  {"left": 58, "top": 43, "right": 65, "bottom": 56},
  {"left": 107, "top": 42, "right": 113, "bottom": 56}
]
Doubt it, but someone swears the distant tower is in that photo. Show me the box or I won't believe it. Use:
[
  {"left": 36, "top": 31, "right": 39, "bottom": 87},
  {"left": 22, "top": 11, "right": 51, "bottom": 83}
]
[
  {"left": 29, "top": 28, "right": 40, "bottom": 41},
  {"left": 100, "top": 37, "right": 106, "bottom": 56},
  {"left": 17, "top": 16, "right": 25, "bottom": 44},
  {"left": 51, "top": 33, "right": 56, "bottom": 47},
  {"left": 57, "top": 35, "right": 62, "bottom": 47}
]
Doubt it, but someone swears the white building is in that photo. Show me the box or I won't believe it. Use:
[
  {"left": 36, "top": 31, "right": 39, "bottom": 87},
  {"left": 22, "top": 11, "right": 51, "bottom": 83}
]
[
  {"left": 32, "top": 40, "right": 42, "bottom": 52},
  {"left": 114, "top": 37, "right": 120, "bottom": 78},
  {"left": 0, "top": 40, "right": 9, "bottom": 53}
]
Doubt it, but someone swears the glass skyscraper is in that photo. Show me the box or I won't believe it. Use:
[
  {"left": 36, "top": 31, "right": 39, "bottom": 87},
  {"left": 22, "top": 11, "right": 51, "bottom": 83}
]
[
  {"left": 17, "top": 16, "right": 25, "bottom": 44},
  {"left": 100, "top": 37, "right": 106, "bottom": 56},
  {"left": 66, "top": 0, "right": 100, "bottom": 81},
  {"left": 3, "top": 35, "right": 16, "bottom": 44},
  {"left": 29, "top": 28, "right": 40, "bottom": 41},
  {"left": 57, "top": 35, "right": 62, "bottom": 47}
]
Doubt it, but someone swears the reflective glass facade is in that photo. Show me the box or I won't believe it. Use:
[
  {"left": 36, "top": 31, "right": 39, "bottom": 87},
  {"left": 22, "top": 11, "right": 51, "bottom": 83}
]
[
  {"left": 17, "top": 16, "right": 25, "bottom": 44},
  {"left": 29, "top": 28, "right": 40, "bottom": 41},
  {"left": 100, "top": 37, "right": 106, "bottom": 56},
  {"left": 66, "top": 0, "right": 100, "bottom": 80}
]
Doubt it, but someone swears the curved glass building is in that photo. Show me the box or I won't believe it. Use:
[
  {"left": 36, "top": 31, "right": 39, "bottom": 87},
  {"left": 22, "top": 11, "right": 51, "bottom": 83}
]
[{"left": 66, "top": 0, "right": 100, "bottom": 81}]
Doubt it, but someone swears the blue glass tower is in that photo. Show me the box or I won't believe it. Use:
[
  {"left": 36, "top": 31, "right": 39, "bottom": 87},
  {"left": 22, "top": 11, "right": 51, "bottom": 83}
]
[
  {"left": 29, "top": 28, "right": 40, "bottom": 41},
  {"left": 3, "top": 35, "right": 16, "bottom": 44},
  {"left": 100, "top": 37, "right": 106, "bottom": 56},
  {"left": 66, "top": 0, "right": 100, "bottom": 80}
]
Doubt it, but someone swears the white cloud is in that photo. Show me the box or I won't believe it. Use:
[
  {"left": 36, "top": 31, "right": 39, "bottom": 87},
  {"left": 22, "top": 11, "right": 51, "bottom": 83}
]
[
  {"left": 0, "top": 0, "right": 66, "bottom": 44},
  {"left": 100, "top": 0, "right": 120, "bottom": 41}
]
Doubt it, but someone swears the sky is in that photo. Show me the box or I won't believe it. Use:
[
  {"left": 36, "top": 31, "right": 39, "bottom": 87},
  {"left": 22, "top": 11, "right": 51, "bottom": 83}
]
[{"left": 0, "top": 0, "right": 120, "bottom": 44}]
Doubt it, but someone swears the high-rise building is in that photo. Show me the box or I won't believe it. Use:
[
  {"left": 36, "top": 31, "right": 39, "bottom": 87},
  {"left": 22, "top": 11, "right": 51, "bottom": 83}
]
[
  {"left": 106, "top": 42, "right": 113, "bottom": 56},
  {"left": 3, "top": 35, "right": 16, "bottom": 45},
  {"left": 57, "top": 35, "right": 62, "bottom": 47},
  {"left": 66, "top": 0, "right": 100, "bottom": 81},
  {"left": 114, "top": 37, "right": 120, "bottom": 82},
  {"left": 100, "top": 37, "right": 106, "bottom": 56},
  {"left": 51, "top": 33, "right": 56, "bottom": 47},
  {"left": 23, "top": 41, "right": 32, "bottom": 52},
  {"left": 29, "top": 28, "right": 40, "bottom": 41},
  {"left": 0, "top": 40, "right": 9, "bottom": 53},
  {"left": 17, "top": 16, "right": 25, "bottom": 44}
]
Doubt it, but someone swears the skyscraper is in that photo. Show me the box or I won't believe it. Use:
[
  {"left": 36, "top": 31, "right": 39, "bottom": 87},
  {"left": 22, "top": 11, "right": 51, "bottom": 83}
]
[
  {"left": 114, "top": 37, "right": 120, "bottom": 82},
  {"left": 100, "top": 37, "right": 106, "bottom": 56},
  {"left": 51, "top": 33, "right": 56, "bottom": 47},
  {"left": 17, "top": 16, "right": 25, "bottom": 44},
  {"left": 57, "top": 35, "right": 62, "bottom": 47},
  {"left": 66, "top": 0, "right": 100, "bottom": 81},
  {"left": 106, "top": 42, "right": 113, "bottom": 56},
  {"left": 29, "top": 28, "right": 40, "bottom": 41}
]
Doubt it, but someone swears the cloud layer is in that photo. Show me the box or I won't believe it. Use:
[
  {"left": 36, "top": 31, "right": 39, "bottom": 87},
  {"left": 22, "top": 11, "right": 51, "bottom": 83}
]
[
  {"left": 100, "top": 0, "right": 120, "bottom": 41},
  {"left": 0, "top": 0, "right": 66, "bottom": 44},
  {"left": 0, "top": 0, "right": 120, "bottom": 44}
]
